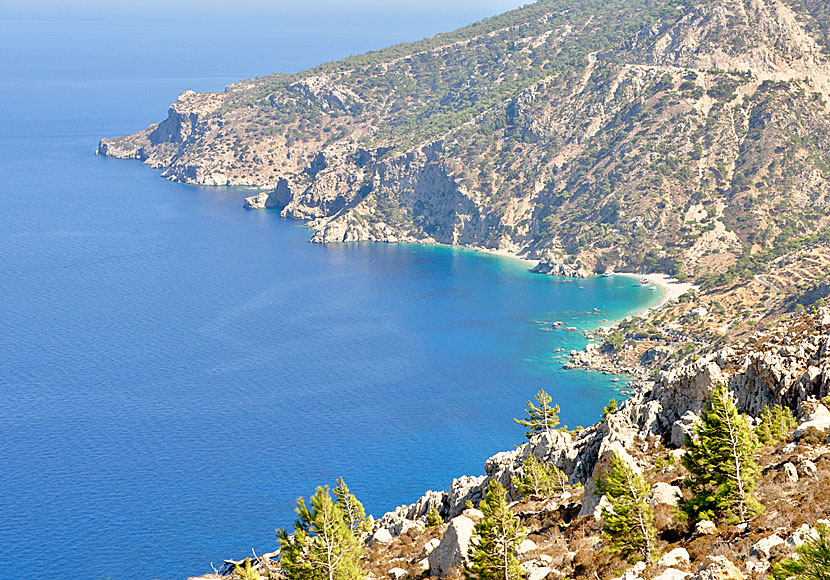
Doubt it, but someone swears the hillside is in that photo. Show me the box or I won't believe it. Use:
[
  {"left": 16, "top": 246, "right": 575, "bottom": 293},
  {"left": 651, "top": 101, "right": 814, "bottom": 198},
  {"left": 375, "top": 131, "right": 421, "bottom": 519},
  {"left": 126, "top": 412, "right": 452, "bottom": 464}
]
[
  {"left": 193, "top": 308, "right": 830, "bottom": 580},
  {"left": 99, "top": 0, "right": 830, "bottom": 279}
]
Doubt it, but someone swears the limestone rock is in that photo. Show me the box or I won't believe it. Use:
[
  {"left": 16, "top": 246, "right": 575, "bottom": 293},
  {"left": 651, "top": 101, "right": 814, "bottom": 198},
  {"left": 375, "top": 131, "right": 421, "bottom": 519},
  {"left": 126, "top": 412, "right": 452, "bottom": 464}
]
[
  {"left": 671, "top": 411, "right": 700, "bottom": 447},
  {"left": 693, "top": 556, "right": 744, "bottom": 580},
  {"left": 387, "top": 568, "right": 408, "bottom": 580},
  {"left": 750, "top": 535, "right": 785, "bottom": 559},
  {"left": 695, "top": 520, "right": 718, "bottom": 536},
  {"left": 650, "top": 482, "right": 682, "bottom": 507},
  {"left": 521, "top": 561, "right": 552, "bottom": 580},
  {"left": 788, "top": 524, "right": 818, "bottom": 547},
  {"left": 795, "top": 405, "right": 830, "bottom": 438},
  {"left": 422, "top": 538, "right": 441, "bottom": 556},
  {"left": 783, "top": 462, "right": 799, "bottom": 483},
  {"left": 801, "top": 460, "right": 818, "bottom": 478},
  {"left": 372, "top": 528, "right": 394, "bottom": 544},
  {"left": 243, "top": 192, "right": 269, "bottom": 209},
  {"left": 428, "top": 516, "right": 476, "bottom": 577},
  {"left": 654, "top": 569, "right": 692, "bottom": 580},
  {"left": 413, "top": 559, "right": 430, "bottom": 575},
  {"left": 659, "top": 548, "right": 691, "bottom": 568},
  {"left": 518, "top": 539, "right": 538, "bottom": 554},
  {"left": 462, "top": 508, "right": 484, "bottom": 520}
]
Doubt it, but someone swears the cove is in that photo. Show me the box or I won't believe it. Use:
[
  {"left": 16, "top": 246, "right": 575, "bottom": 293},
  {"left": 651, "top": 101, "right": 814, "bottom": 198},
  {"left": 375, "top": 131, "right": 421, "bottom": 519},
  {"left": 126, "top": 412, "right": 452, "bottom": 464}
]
[{"left": 0, "top": 6, "right": 662, "bottom": 580}]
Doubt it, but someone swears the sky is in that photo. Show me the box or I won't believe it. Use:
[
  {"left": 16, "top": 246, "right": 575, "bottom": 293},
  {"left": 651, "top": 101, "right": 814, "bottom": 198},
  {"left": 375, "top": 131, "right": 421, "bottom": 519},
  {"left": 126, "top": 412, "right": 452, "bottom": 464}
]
[{"left": 4, "top": 0, "right": 532, "bottom": 21}]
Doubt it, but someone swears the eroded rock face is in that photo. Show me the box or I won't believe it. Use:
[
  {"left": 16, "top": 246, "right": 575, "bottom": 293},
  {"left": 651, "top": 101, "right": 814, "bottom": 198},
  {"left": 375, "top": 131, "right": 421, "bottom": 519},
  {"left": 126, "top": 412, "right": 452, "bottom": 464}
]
[
  {"left": 428, "top": 516, "right": 476, "bottom": 578},
  {"left": 371, "top": 311, "right": 830, "bottom": 555}
]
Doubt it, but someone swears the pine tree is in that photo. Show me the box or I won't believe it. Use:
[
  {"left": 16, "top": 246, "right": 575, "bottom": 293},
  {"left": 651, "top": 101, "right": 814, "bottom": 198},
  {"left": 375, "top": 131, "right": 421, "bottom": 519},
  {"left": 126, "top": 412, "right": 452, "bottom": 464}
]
[
  {"left": 756, "top": 404, "right": 797, "bottom": 445},
  {"left": 773, "top": 523, "right": 830, "bottom": 580},
  {"left": 680, "top": 384, "right": 762, "bottom": 524},
  {"left": 596, "top": 452, "right": 656, "bottom": 563},
  {"left": 466, "top": 481, "right": 526, "bottom": 580},
  {"left": 333, "top": 477, "right": 369, "bottom": 537},
  {"left": 512, "top": 455, "right": 570, "bottom": 498},
  {"left": 277, "top": 485, "right": 364, "bottom": 580},
  {"left": 514, "top": 389, "right": 560, "bottom": 439},
  {"left": 426, "top": 507, "right": 443, "bottom": 528}
]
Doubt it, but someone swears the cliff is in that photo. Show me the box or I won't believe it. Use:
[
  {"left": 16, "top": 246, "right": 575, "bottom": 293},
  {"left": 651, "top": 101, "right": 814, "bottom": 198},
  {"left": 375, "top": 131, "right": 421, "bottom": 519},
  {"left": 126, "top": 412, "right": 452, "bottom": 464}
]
[
  {"left": 193, "top": 308, "right": 830, "bottom": 580},
  {"left": 100, "top": 0, "right": 830, "bottom": 279}
]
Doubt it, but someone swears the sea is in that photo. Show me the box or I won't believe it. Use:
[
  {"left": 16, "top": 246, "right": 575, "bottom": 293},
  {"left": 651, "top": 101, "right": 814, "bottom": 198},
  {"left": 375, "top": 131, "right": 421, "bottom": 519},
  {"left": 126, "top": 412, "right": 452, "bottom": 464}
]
[{"left": 0, "top": 3, "right": 663, "bottom": 579}]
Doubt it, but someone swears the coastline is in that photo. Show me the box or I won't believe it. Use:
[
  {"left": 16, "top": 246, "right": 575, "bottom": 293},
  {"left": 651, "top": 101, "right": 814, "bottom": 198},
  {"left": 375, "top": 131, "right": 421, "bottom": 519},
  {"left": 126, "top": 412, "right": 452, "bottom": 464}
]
[{"left": 613, "top": 272, "right": 695, "bottom": 312}]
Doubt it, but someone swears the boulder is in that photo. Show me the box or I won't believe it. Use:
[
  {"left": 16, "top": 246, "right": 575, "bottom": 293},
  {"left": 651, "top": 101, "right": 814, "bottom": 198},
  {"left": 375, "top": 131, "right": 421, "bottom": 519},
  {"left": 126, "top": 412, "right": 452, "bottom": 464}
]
[
  {"left": 520, "top": 562, "right": 552, "bottom": 580},
  {"left": 750, "top": 535, "right": 785, "bottom": 559},
  {"left": 788, "top": 524, "right": 818, "bottom": 548},
  {"left": 372, "top": 528, "right": 394, "bottom": 544},
  {"left": 387, "top": 568, "right": 408, "bottom": 580},
  {"left": 783, "top": 463, "right": 798, "bottom": 483},
  {"left": 695, "top": 520, "right": 718, "bottom": 536},
  {"left": 650, "top": 482, "right": 682, "bottom": 507},
  {"left": 795, "top": 405, "right": 830, "bottom": 438},
  {"left": 654, "top": 569, "right": 691, "bottom": 580},
  {"left": 671, "top": 411, "right": 700, "bottom": 448},
  {"left": 243, "top": 192, "right": 269, "bottom": 209},
  {"left": 428, "top": 516, "right": 476, "bottom": 577},
  {"left": 801, "top": 460, "right": 818, "bottom": 478},
  {"left": 518, "top": 539, "right": 538, "bottom": 554},
  {"left": 422, "top": 538, "right": 441, "bottom": 556},
  {"left": 693, "top": 556, "right": 744, "bottom": 580},
  {"left": 462, "top": 509, "right": 484, "bottom": 520},
  {"left": 658, "top": 548, "right": 690, "bottom": 568},
  {"left": 448, "top": 476, "right": 486, "bottom": 516},
  {"left": 412, "top": 559, "right": 430, "bottom": 575},
  {"left": 617, "top": 561, "right": 647, "bottom": 580}
]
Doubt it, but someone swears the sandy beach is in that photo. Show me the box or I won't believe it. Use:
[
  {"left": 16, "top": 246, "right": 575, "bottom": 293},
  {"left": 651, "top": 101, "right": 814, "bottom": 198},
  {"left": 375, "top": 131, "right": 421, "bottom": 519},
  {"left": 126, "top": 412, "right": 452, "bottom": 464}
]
[{"left": 615, "top": 272, "right": 696, "bottom": 312}]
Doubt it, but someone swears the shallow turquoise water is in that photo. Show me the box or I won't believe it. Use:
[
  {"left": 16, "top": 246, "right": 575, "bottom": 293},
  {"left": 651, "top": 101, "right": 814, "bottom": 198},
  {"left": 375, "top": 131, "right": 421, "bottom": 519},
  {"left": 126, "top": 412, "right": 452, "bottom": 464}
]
[{"left": 0, "top": 6, "right": 662, "bottom": 580}]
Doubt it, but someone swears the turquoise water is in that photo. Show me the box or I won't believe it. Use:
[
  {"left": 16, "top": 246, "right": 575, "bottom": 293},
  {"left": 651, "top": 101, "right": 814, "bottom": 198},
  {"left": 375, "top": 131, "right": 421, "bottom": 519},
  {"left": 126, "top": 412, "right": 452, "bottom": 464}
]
[{"left": 0, "top": 6, "right": 662, "bottom": 580}]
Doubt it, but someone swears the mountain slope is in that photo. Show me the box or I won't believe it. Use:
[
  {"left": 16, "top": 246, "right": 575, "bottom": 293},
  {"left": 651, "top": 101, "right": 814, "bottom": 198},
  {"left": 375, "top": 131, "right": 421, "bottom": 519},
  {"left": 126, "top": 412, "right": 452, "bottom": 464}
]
[{"left": 99, "top": 0, "right": 830, "bottom": 278}]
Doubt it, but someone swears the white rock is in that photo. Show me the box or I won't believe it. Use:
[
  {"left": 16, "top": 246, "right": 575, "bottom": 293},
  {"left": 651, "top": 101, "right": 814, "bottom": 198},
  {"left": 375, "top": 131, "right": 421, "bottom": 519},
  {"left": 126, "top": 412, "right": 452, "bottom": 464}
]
[
  {"left": 620, "top": 561, "right": 647, "bottom": 580},
  {"left": 795, "top": 405, "right": 830, "bottom": 438},
  {"left": 527, "top": 567, "right": 551, "bottom": 580},
  {"left": 671, "top": 411, "right": 700, "bottom": 447},
  {"left": 783, "top": 463, "right": 799, "bottom": 483},
  {"left": 750, "top": 535, "right": 785, "bottom": 559},
  {"left": 695, "top": 520, "right": 718, "bottom": 536},
  {"left": 423, "top": 537, "right": 441, "bottom": 556},
  {"left": 539, "top": 555, "right": 553, "bottom": 564},
  {"left": 653, "top": 568, "right": 691, "bottom": 580},
  {"left": 518, "top": 539, "right": 538, "bottom": 554},
  {"left": 801, "top": 460, "right": 818, "bottom": 478},
  {"left": 788, "top": 524, "right": 818, "bottom": 548},
  {"left": 372, "top": 528, "right": 394, "bottom": 544},
  {"left": 650, "top": 482, "right": 682, "bottom": 507},
  {"left": 412, "top": 559, "right": 430, "bottom": 575},
  {"left": 658, "top": 548, "right": 690, "bottom": 568},
  {"left": 387, "top": 568, "right": 408, "bottom": 580},
  {"left": 462, "top": 508, "right": 484, "bottom": 519},
  {"left": 428, "top": 516, "right": 476, "bottom": 577}
]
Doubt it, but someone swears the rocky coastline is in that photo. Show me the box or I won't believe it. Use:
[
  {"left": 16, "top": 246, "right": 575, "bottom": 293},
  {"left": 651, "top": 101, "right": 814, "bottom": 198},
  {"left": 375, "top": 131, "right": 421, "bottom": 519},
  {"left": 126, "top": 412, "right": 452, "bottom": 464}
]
[{"left": 196, "top": 308, "right": 830, "bottom": 580}]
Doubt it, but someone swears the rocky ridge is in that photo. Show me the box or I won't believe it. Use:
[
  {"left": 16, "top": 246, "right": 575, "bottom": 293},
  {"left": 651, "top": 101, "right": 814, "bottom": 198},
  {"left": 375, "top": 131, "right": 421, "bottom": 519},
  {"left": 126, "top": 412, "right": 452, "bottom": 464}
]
[
  {"left": 100, "top": 0, "right": 830, "bottom": 279},
  {"left": 198, "top": 309, "right": 830, "bottom": 580}
]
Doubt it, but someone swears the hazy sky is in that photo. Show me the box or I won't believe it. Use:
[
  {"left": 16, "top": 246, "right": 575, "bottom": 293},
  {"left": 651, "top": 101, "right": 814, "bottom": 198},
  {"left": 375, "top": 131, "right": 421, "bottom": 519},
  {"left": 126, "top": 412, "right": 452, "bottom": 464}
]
[{"left": 6, "top": 0, "right": 531, "bottom": 20}]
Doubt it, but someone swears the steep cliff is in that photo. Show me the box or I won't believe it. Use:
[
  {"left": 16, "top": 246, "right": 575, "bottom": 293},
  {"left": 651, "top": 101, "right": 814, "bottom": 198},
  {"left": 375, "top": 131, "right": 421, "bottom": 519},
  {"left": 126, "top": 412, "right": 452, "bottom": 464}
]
[{"left": 99, "top": 0, "right": 830, "bottom": 278}]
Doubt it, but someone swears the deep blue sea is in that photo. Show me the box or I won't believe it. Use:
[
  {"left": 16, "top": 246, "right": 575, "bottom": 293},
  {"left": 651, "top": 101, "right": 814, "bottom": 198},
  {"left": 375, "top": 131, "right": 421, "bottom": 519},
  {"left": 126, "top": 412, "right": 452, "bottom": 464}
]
[{"left": 0, "top": 4, "right": 663, "bottom": 579}]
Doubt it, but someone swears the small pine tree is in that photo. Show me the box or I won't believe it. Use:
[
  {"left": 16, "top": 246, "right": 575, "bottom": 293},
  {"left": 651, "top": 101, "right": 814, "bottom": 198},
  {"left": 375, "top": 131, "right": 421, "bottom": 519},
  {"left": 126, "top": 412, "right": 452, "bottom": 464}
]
[
  {"left": 277, "top": 486, "right": 364, "bottom": 580},
  {"left": 756, "top": 404, "right": 797, "bottom": 445},
  {"left": 234, "top": 558, "right": 261, "bottom": 580},
  {"left": 333, "top": 477, "right": 369, "bottom": 537},
  {"left": 602, "top": 398, "right": 619, "bottom": 420},
  {"left": 512, "top": 455, "right": 570, "bottom": 498},
  {"left": 514, "top": 389, "right": 560, "bottom": 439},
  {"left": 426, "top": 507, "right": 443, "bottom": 528},
  {"left": 467, "top": 481, "right": 526, "bottom": 580},
  {"left": 680, "top": 384, "right": 762, "bottom": 524},
  {"left": 773, "top": 524, "right": 830, "bottom": 580},
  {"left": 596, "top": 452, "right": 656, "bottom": 563}
]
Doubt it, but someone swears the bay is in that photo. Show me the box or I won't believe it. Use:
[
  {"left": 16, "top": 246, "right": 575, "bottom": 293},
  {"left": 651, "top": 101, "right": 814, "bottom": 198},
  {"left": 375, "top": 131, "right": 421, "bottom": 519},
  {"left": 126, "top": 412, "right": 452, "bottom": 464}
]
[{"left": 0, "top": 5, "right": 662, "bottom": 579}]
